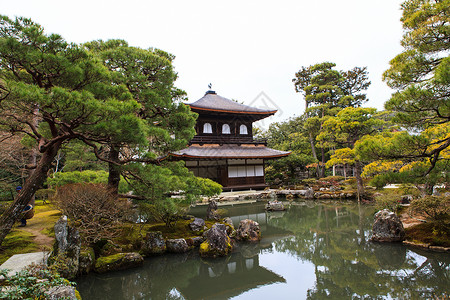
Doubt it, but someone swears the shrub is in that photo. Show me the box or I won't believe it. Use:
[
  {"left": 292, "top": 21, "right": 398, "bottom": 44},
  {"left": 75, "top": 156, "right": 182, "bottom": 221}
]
[
  {"left": 374, "top": 194, "right": 402, "bottom": 213},
  {"left": 0, "top": 264, "right": 74, "bottom": 300},
  {"left": 53, "top": 183, "right": 133, "bottom": 244},
  {"left": 320, "top": 176, "right": 345, "bottom": 182},
  {"left": 410, "top": 196, "right": 450, "bottom": 221},
  {"left": 138, "top": 199, "right": 187, "bottom": 228}
]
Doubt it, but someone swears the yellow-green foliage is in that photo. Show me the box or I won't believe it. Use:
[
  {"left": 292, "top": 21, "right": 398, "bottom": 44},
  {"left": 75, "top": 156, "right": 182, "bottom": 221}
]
[
  {"left": 326, "top": 148, "right": 356, "bottom": 168},
  {"left": 410, "top": 196, "right": 450, "bottom": 221},
  {"left": 406, "top": 221, "right": 450, "bottom": 247},
  {"left": 362, "top": 160, "right": 403, "bottom": 178}
]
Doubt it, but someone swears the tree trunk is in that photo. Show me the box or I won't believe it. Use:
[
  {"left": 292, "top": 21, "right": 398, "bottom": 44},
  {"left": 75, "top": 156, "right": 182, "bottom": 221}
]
[
  {"left": 355, "top": 160, "right": 365, "bottom": 202},
  {"left": 320, "top": 147, "right": 326, "bottom": 178},
  {"left": 107, "top": 146, "right": 121, "bottom": 195},
  {"left": 308, "top": 132, "right": 319, "bottom": 177},
  {"left": 0, "top": 141, "right": 62, "bottom": 246}
]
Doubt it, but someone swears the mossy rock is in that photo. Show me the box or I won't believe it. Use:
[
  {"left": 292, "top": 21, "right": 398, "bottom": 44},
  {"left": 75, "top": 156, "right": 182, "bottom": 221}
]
[
  {"left": 95, "top": 252, "right": 143, "bottom": 273},
  {"left": 199, "top": 224, "right": 232, "bottom": 258},
  {"left": 78, "top": 247, "right": 95, "bottom": 275}
]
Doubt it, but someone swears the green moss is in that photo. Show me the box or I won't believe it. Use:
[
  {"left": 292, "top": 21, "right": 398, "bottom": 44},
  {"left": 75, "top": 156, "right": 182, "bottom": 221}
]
[
  {"left": 75, "top": 289, "right": 82, "bottom": 300},
  {"left": 0, "top": 230, "right": 39, "bottom": 264},
  {"left": 95, "top": 253, "right": 126, "bottom": 270},
  {"left": 405, "top": 221, "right": 450, "bottom": 247},
  {"left": 199, "top": 241, "right": 209, "bottom": 254}
]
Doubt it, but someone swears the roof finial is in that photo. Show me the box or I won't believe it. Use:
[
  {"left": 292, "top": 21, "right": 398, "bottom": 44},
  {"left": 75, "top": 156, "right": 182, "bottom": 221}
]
[{"left": 208, "top": 83, "right": 212, "bottom": 90}]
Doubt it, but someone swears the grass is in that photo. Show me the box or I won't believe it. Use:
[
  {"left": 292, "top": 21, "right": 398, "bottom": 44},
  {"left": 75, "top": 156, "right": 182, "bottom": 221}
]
[
  {"left": 0, "top": 230, "right": 40, "bottom": 264},
  {"left": 0, "top": 200, "right": 61, "bottom": 265},
  {"left": 405, "top": 221, "right": 450, "bottom": 247}
]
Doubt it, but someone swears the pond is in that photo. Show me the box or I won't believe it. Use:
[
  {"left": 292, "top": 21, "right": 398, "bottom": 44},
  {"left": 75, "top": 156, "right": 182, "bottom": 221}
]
[{"left": 76, "top": 201, "right": 450, "bottom": 299}]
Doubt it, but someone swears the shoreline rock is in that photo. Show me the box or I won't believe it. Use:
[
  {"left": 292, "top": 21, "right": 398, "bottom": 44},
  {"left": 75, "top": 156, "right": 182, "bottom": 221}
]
[{"left": 371, "top": 209, "right": 405, "bottom": 243}]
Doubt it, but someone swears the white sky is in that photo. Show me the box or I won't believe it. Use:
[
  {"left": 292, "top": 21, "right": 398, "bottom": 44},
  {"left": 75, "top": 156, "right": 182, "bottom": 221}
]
[{"left": 3, "top": 0, "right": 404, "bottom": 128}]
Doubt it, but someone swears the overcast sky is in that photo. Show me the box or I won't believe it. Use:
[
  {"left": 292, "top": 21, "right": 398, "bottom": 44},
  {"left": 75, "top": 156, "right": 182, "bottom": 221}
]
[{"left": 3, "top": 0, "right": 404, "bottom": 128}]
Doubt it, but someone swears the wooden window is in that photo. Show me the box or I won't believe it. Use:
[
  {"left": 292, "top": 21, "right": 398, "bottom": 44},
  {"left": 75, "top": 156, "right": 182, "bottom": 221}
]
[
  {"left": 222, "top": 124, "right": 231, "bottom": 134},
  {"left": 203, "top": 123, "right": 212, "bottom": 134},
  {"left": 239, "top": 124, "right": 248, "bottom": 135}
]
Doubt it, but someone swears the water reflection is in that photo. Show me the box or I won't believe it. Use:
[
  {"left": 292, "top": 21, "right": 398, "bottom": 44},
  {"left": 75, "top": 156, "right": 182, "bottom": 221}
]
[{"left": 76, "top": 202, "right": 449, "bottom": 299}]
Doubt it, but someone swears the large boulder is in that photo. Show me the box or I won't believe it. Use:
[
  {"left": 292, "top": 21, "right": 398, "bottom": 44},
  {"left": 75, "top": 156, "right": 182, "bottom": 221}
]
[
  {"left": 199, "top": 224, "right": 232, "bottom": 258},
  {"left": 166, "top": 238, "right": 193, "bottom": 253},
  {"left": 235, "top": 219, "right": 261, "bottom": 243},
  {"left": 189, "top": 218, "right": 206, "bottom": 232},
  {"left": 50, "top": 215, "right": 81, "bottom": 279},
  {"left": 371, "top": 209, "right": 405, "bottom": 242},
  {"left": 265, "top": 200, "right": 285, "bottom": 211},
  {"left": 95, "top": 252, "right": 144, "bottom": 273},
  {"left": 142, "top": 231, "right": 166, "bottom": 255}
]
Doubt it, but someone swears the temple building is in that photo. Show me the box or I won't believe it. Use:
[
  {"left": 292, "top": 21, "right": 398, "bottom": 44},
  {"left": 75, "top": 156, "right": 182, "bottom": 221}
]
[{"left": 171, "top": 90, "right": 290, "bottom": 191}]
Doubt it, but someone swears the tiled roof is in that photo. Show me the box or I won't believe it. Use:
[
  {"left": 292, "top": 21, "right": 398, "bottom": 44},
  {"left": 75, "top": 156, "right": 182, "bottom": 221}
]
[
  {"left": 171, "top": 144, "right": 290, "bottom": 159},
  {"left": 188, "top": 91, "right": 277, "bottom": 115}
]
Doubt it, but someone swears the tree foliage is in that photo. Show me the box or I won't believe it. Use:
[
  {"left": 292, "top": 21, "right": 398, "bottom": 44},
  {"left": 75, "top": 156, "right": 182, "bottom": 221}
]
[
  {"left": 381, "top": 0, "right": 449, "bottom": 170},
  {"left": 0, "top": 16, "right": 220, "bottom": 245}
]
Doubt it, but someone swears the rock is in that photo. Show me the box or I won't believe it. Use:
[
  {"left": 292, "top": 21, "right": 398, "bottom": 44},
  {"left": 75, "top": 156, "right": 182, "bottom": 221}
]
[
  {"left": 95, "top": 252, "right": 143, "bottom": 273},
  {"left": 166, "top": 238, "right": 192, "bottom": 253},
  {"left": 186, "top": 236, "right": 205, "bottom": 247},
  {"left": 371, "top": 209, "right": 405, "bottom": 242},
  {"left": 305, "top": 188, "right": 314, "bottom": 199},
  {"left": 206, "top": 200, "right": 220, "bottom": 220},
  {"left": 142, "top": 231, "right": 166, "bottom": 255},
  {"left": 265, "top": 200, "right": 285, "bottom": 211},
  {"left": 235, "top": 219, "right": 261, "bottom": 243},
  {"left": 222, "top": 217, "right": 235, "bottom": 235},
  {"left": 199, "top": 224, "right": 232, "bottom": 258},
  {"left": 269, "top": 191, "right": 277, "bottom": 200},
  {"left": 400, "top": 195, "right": 413, "bottom": 204},
  {"left": 189, "top": 218, "right": 206, "bottom": 232},
  {"left": 50, "top": 215, "right": 81, "bottom": 279},
  {"left": 78, "top": 247, "right": 95, "bottom": 275},
  {"left": 223, "top": 217, "right": 234, "bottom": 228},
  {"left": 54, "top": 216, "right": 69, "bottom": 252},
  {"left": 44, "top": 285, "right": 78, "bottom": 300}
]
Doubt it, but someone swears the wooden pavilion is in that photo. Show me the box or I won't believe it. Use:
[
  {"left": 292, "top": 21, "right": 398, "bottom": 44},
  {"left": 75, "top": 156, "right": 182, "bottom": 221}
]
[{"left": 170, "top": 90, "right": 290, "bottom": 191}]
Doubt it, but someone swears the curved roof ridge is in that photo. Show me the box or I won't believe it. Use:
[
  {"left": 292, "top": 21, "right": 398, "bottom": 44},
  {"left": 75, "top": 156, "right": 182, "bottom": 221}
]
[{"left": 188, "top": 91, "right": 276, "bottom": 114}]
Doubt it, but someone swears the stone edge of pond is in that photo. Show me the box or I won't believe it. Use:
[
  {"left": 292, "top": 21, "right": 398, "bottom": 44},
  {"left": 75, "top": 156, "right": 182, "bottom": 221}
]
[
  {"left": 194, "top": 189, "right": 357, "bottom": 206},
  {"left": 402, "top": 240, "right": 450, "bottom": 252}
]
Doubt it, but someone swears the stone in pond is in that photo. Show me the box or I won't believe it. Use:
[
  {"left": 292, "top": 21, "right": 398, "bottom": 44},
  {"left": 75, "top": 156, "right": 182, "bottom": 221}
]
[
  {"left": 371, "top": 209, "right": 405, "bottom": 242},
  {"left": 142, "top": 231, "right": 166, "bottom": 255},
  {"left": 199, "top": 224, "right": 232, "bottom": 258},
  {"left": 265, "top": 200, "right": 285, "bottom": 211},
  {"left": 235, "top": 219, "right": 261, "bottom": 243},
  {"left": 95, "top": 252, "right": 144, "bottom": 273},
  {"left": 166, "top": 238, "right": 193, "bottom": 253}
]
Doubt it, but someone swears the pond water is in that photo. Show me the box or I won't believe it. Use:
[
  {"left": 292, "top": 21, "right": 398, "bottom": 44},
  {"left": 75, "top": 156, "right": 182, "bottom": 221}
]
[{"left": 76, "top": 201, "right": 450, "bottom": 299}]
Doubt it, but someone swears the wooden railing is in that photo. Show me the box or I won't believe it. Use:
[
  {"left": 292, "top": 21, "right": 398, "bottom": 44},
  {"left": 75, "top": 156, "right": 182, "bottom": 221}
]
[{"left": 190, "top": 136, "right": 267, "bottom": 145}]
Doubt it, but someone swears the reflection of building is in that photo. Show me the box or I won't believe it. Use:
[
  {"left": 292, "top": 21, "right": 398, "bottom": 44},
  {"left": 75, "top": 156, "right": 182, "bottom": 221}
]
[
  {"left": 179, "top": 251, "right": 286, "bottom": 300},
  {"left": 171, "top": 90, "right": 290, "bottom": 190}
]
